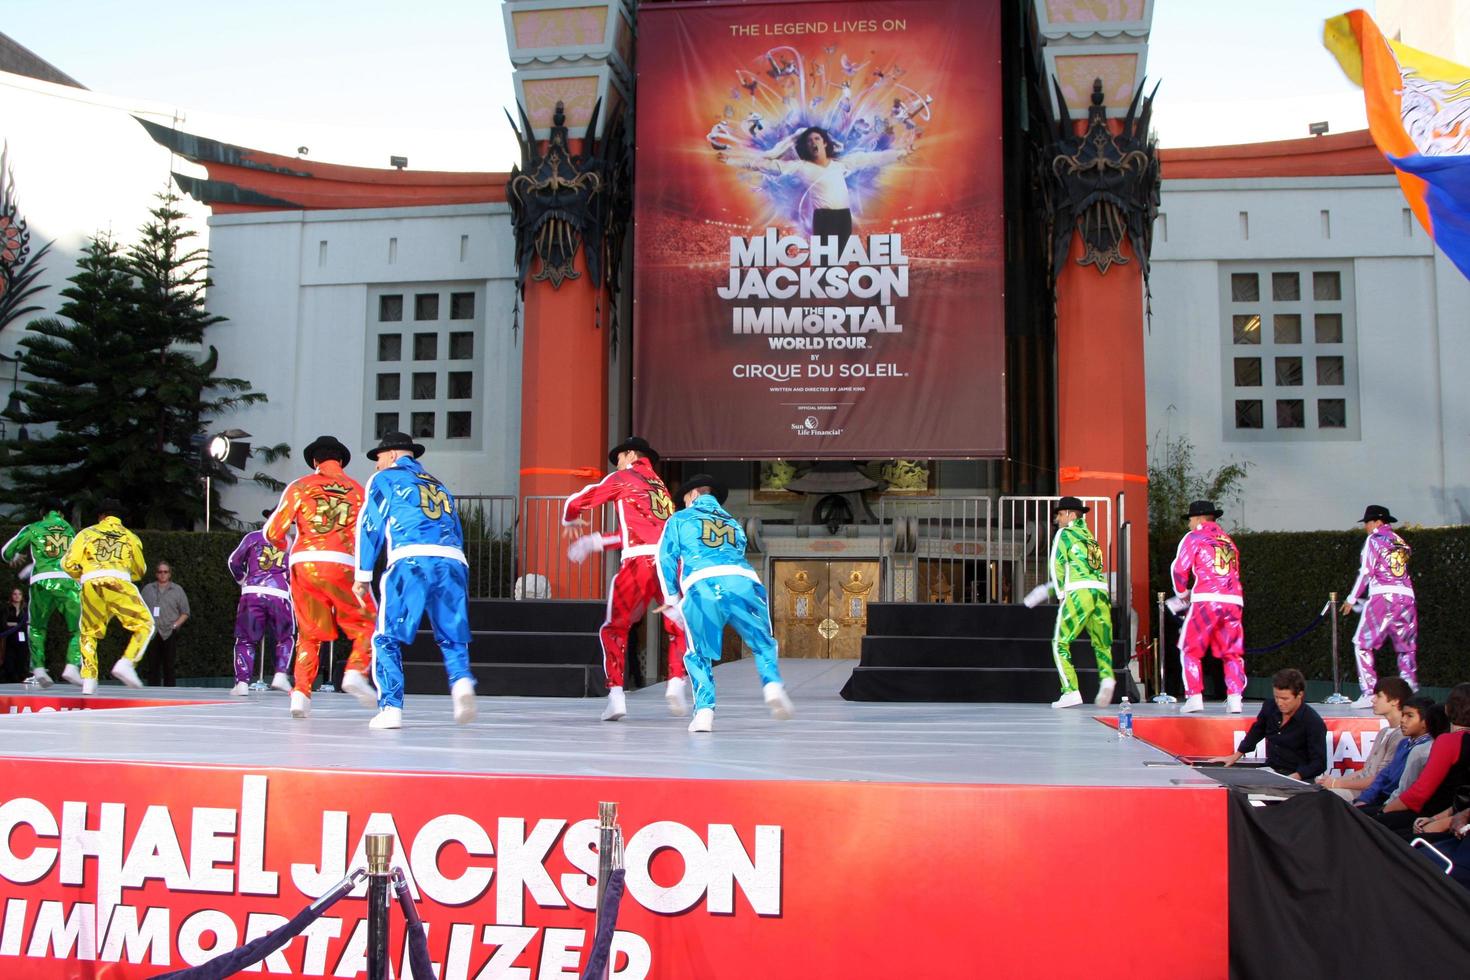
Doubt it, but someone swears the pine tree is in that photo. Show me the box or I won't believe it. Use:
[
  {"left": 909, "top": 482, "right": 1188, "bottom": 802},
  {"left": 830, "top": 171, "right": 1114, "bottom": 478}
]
[{"left": 4, "top": 197, "right": 274, "bottom": 528}]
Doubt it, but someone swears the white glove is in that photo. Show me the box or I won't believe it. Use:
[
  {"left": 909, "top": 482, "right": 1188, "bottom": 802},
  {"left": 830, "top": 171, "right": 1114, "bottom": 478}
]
[
  {"left": 659, "top": 600, "right": 686, "bottom": 631},
  {"left": 1022, "top": 585, "right": 1051, "bottom": 608},
  {"left": 1165, "top": 596, "right": 1188, "bottom": 616},
  {"left": 566, "top": 534, "right": 606, "bottom": 564},
  {"left": 1351, "top": 599, "right": 1364, "bottom": 614},
  {"left": 17, "top": 562, "right": 33, "bottom": 583}
]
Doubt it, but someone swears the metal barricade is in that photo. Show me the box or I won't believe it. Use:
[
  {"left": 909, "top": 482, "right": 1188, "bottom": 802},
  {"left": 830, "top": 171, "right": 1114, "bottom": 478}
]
[
  {"left": 456, "top": 494, "right": 517, "bottom": 599},
  {"left": 517, "top": 494, "right": 617, "bottom": 601},
  {"left": 878, "top": 496, "right": 993, "bottom": 603},
  {"left": 996, "top": 495, "right": 1114, "bottom": 601}
]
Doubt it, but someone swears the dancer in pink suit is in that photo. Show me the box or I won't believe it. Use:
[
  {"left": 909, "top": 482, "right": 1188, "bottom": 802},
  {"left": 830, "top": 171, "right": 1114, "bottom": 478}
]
[
  {"left": 1169, "top": 500, "right": 1246, "bottom": 715},
  {"left": 1341, "top": 504, "right": 1418, "bottom": 707}
]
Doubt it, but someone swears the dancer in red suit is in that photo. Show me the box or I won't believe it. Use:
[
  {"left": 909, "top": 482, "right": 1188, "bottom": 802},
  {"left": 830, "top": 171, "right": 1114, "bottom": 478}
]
[{"left": 563, "top": 436, "right": 689, "bottom": 721}]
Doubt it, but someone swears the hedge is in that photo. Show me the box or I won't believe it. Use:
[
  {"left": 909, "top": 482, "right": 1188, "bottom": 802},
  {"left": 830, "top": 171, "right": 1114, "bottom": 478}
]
[{"left": 1150, "top": 525, "right": 1470, "bottom": 687}]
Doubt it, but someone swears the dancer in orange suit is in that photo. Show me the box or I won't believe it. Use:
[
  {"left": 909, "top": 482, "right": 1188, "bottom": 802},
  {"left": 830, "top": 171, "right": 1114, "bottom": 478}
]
[{"left": 264, "top": 435, "right": 377, "bottom": 718}]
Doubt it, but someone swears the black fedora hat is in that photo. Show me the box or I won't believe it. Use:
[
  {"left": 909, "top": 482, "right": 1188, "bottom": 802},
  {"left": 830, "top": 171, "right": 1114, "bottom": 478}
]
[
  {"left": 97, "top": 498, "right": 124, "bottom": 519},
  {"left": 1184, "top": 500, "right": 1224, "bottom": 520},
  {"left": 303, "top": 434, "right": 351, "bottom": 469},
  {"left": 1359, "top": 504, "right": 1397, "bottom": 524},
  {"left": 608, "top": 436, "right": 659, "bottom": 465},
  {"left": 260, "top": 508, "right": 274, "bottom": 520},
  {"left": 367, "top": 431, "right": 426, "bottom": 461},
  {"left": 1053, "top": 495, "right": 1089, "bottom": 514},
  {"left": 678, "top": 473, "right": 728, "bottom": 506}
]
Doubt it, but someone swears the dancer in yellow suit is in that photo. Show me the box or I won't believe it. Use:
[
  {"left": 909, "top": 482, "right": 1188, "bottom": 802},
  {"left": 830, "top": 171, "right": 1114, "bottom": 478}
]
[{"left": 61, "top": 499, "right": 151, "bottom": 693}]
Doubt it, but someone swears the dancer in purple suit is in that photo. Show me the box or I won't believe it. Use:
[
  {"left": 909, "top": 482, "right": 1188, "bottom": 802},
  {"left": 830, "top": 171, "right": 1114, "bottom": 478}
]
[
  {"left": 227, "top": 512, "right": 296, "bottom": 696},
  {"left": 1342, "top": 504, "right": 1418, "bottom": 706}
]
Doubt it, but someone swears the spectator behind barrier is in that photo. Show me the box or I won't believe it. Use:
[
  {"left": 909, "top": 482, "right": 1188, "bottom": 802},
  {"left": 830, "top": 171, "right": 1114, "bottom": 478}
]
[
  {"left": 1376, "top": 683, "right": 1470, "bottom": 838},
  {"left": 1215, "top": 668, "right": 1328, "bottom": 781},
  {"left": 1355, "top": 695, "right": 1437, "bottom": 809},
  {"left": 1318, "top": 676, "right": 1411, "bottom": 799}
]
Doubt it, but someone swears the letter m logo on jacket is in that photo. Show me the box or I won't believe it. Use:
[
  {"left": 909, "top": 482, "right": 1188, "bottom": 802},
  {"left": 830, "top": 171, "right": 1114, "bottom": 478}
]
[{"left": 701, "top": 518, "right": 738, "bottom": 549}]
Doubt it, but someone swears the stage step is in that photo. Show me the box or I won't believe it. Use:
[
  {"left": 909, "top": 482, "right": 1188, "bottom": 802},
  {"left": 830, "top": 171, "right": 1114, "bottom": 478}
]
[
  {"left": 844, "top": 601, "right": 1133, "bottom": 704},
  {"left": 399, "top": 599, "right": 608, "bottom": 697}
]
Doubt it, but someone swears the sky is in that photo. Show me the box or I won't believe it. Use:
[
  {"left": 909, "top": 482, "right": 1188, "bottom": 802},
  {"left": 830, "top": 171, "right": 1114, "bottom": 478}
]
[{"left": 1, "top": 0, "right": 1381, "bottom": 170}]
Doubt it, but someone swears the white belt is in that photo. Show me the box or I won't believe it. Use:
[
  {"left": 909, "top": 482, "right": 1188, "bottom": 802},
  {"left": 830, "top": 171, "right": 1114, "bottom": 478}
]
[
  {"left": 289, "top": 550, "right": 354, "bottom": 567},
  {"left": 242, "top": 585, "right": 291, "bottom": 600},
  {"left": 1190, "top": 592, "right": 1243, "bottom": 606},
  {"left": 681, "top": 564, "right": 761, "bottom": 592},
  {"left": 1368, "top": 584, "right": 1415, "bottom": 599},
  {"left": 30, "top": 571, "right": 71, "bottom": 584},
  {"left": 620, "top": 545, "right": 657, "bottom": 560},
  {"left": 1063, "top": 580, "right": 1107, "bottom": 594},
  {"left": 387, "top": 544, "right": 468, "bottom": 566},
  {"left": 80, "top": 569, "right": 131, "bottom": 584}
]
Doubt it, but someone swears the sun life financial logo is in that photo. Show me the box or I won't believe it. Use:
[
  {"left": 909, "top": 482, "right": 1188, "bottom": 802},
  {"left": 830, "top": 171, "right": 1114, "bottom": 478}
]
[{"left": 791, "top": 413, "right": 843, "bottom": 437}]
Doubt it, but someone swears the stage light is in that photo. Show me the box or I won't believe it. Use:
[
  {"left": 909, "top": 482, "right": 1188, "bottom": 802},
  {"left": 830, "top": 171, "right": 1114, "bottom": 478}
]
[
  {"left": 1309, "top": 121, "right": 1330, "bottom": 136},
  {"left": 206, "top": 429, "right": 252, "bottom": 470},
  {"left": 390, "top": 155, "right": 408, "bottom": 170}
]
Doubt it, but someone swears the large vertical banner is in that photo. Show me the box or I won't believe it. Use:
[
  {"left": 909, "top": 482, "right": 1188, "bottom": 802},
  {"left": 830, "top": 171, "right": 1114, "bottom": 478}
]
[{"left": 634, "top": 0, "right": 1005, "bottom": 459}]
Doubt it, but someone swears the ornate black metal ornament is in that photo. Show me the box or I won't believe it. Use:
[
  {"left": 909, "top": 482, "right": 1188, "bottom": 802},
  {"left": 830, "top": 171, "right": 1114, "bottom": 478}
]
[
  {"left": 0, "top": 142, "right": 52, "bottom": 334},
  {"left": 506, "top": 99, "right": 631, "bottom": 345},
  {"left": 1043, "top": 77, "right": 1160, "bottom": 282}
]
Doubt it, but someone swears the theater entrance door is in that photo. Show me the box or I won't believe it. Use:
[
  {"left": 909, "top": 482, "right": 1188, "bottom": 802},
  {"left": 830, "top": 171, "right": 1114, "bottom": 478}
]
[{"left": 770, "top": 560, "right": 879, "bottom": 659}]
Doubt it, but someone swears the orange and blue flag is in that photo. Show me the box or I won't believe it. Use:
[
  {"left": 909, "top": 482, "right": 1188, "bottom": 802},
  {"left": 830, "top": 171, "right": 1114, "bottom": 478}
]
[{"left": 1326, "top": 10, "right": 1470, "bottom": 280}]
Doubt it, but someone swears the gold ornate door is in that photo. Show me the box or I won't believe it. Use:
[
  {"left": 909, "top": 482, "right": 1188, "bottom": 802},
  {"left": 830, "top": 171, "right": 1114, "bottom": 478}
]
[{"left": 771, "top": 560, "right": 878, "bottom": 659}]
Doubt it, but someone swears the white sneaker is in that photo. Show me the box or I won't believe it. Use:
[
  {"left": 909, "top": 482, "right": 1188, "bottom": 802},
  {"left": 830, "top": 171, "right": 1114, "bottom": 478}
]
[
  {"left": 689, "top": 708, "right": 714, "bottom": 733},
  {"left": 270, "top": 672, "right": 293, "bottom": 694},
  {"left": 231, "top": 682, "right": 249, "bottom": 696},
  {"left": 1180, "top": 694, "right": 1204, "bottom": 714},
  {"left": 110, "top": 659, "right": 143, "bottom": 689},
  {"left": 341, "top": 669, "right": 377, "bottom": 708},
  {"left": 452, "top": 678, "right": 477, "bottom": 725},
  {"left": 81, "top": 678, "right": 97, "bottom": 695},
  {"left": 601, "top": 687, "right": 627, "bottom": 722},
  {"left": 1051, "top": 691, "right": 1084, "bottom": 709},
  {"left": 1094, "top": 678, "right": 1117, "bottom": 707},
  {"left": 1226, "top": 694, "right": 1243, "bottom": 714},
  {"left": 290, "top": 690, "right": 310, "bottom": 718},
  {"left": 665, "top": 676, "right": 691, "bottom": 717},
  {"left": 763, "top": 681, "right": 795, "bottom": 720},
  {"left": 1350, "top": 693, "right": 1375, "bottom": 709},
  {"left": 31, "top": 668, "right": 54, "bottom": 688},
  {"left": 62, "top": 664, "right": 83, "bottom": 686},
  {"left": 369, "top": 707, "right": 403, "bottom": 730}
]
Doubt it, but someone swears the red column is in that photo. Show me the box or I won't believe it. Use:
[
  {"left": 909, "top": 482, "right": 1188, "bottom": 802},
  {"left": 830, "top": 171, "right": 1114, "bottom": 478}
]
[
  {"left": 516, "top": 246, "right": 610, "bottom": 599},
  {"left": 1055, "top": 233, "right": 1151, "bottom": 646}
]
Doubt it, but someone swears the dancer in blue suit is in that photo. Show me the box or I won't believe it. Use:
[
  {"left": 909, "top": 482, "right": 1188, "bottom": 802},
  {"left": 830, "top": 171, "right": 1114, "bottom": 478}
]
[
  {"left": 352, "top": 431, "right": 476, "bottom": 730},
  {"left": 656, "top": 474, "right": 793, "bottom": 733}
]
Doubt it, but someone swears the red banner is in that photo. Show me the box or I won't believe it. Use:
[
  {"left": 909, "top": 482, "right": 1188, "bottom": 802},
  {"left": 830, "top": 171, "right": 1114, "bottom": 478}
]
[
  {"left": 0, "top": 696, "right": 226, "bottom": 715},
  {"left": 0, "top": 758, "right": 1227, "bottom": 978},
  {"left": 633, "top": 0, "right": 1004, "bottom": 459}
]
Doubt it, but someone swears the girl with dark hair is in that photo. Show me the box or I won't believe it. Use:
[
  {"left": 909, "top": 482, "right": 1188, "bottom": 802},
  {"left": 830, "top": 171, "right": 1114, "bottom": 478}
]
[{"left": 719, "top": 125, "right": 910, "bottom": 245}]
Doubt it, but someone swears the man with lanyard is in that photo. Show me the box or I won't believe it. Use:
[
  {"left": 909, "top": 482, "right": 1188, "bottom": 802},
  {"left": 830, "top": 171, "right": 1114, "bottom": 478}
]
[
  {"left": 1, "top": 501, "right": 82, "bottom": 687},
  {"left": 1169, "top": 499, "right": 1246, "bottom": 714},
  {"left": 225, "top": 510, "right": 296, "bottom": 696},
  {"left": 1023, "top": 496, "right": 1115, "bottom": 709},
  {"left": 1341, "top": 504, "right": 1418, "bottom": 707},
  {"left": 352, "top": 431, "right": 477, "bottom": 730},
  {"left": 61, "top": 500, "right": 150, "bottom": 693},
  {"left": 563, "top": 436, "right": 689, "bottom": 722},
  {"left": 264, "top": 435, "right": 376, "bottom": 718},
  {"left": 655, "top": 474, "right": 793, "bottom": 733}
]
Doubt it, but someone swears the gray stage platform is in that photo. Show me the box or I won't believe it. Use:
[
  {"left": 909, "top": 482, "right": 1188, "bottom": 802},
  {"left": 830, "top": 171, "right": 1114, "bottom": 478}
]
[{"left": 0, "top": 660, "right": 1368, "bottom": 789}]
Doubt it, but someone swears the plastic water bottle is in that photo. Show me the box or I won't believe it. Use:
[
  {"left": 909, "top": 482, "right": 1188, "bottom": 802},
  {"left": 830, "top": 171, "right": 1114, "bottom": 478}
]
[{"left": 1118, "top": 697, "right": 1134, "bottom": 740}]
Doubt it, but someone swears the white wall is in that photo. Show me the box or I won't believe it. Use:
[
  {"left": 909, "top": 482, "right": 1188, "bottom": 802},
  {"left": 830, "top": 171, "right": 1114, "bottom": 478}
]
[
  {"left": 205, "top": 203, "right": 521, "bottom": 517},
  {"left": 1149, "top": 173, "right": 1470, "bottom": 530}
]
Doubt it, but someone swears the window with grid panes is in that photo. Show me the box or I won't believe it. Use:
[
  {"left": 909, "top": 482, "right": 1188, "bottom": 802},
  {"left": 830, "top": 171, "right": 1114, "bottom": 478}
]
[
  {"left": 366, "top": 284, "right": 485, "bottom": 449},
  {"left": 1221, "top": 263, "right": 1359, "bottom": 440}
]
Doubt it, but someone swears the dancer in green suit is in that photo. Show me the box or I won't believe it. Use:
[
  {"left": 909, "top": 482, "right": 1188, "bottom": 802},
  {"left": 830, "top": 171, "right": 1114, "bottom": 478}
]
[
  {"left": 1, "top": 503, "right": 83, "bottom": 687},
  {"left": 1023, "top": 496, "right": 1115, "bottom": 709}
]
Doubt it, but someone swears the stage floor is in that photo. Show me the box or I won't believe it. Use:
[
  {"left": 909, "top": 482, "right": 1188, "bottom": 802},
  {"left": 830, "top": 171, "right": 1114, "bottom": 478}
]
[{"left": 0, "top": 659, "right": 1374, "bottom": 789}]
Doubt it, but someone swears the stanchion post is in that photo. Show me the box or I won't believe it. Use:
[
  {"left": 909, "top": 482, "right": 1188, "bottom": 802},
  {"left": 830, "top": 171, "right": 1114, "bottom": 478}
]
[
  {"left": 249, "top": 637, "right": 268, "bottom": 692},
  {"left": 594, "top": 802, "right": 619, "bottom": 980},
  {"left": 1152, "top": 592, "right": 1176, "bottom": 704},
  {"left": 321, "top": 639, "right": 337, "bottom": 692},
  {"left": 1324, "top": 591, "right": 1351, "bottom": 704},
  {"left": 365, "top": 833, "right": 393, "bottom": 980}
]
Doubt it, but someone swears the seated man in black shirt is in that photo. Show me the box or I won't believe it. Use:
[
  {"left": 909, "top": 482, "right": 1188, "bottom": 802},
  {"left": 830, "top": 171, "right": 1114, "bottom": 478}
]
[{"left": 1215, "top": 668, "right": 1328, "bottom": 781}]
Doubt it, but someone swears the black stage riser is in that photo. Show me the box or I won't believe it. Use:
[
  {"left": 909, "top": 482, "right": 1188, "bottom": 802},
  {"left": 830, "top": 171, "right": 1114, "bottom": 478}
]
[
  {"left": 860, "top": 635, "right": 1123, "bottom": 669},
  {"left": 402, "top": 662, "right": 605, "bottom": 698},
  {"left": 464, "top": 599, "right": 607, "bottom": 633},
  {"left": 404, "top": 632, "right": 602, "bottom": 666},
  {"left": 865, "top": 601, "right": 1125, "bottom": 638},
  {"left": 841, "top": 666, "right": 1114, "bottom": 703}
]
